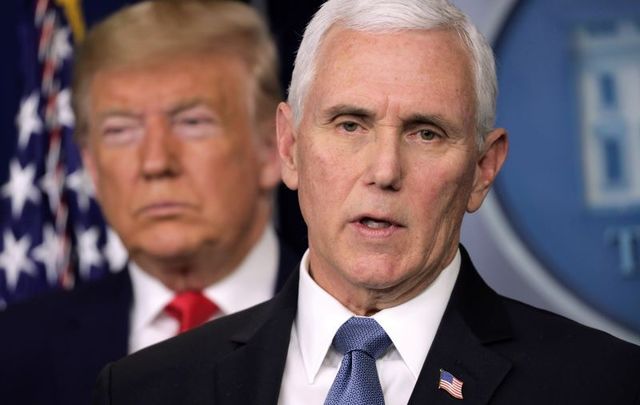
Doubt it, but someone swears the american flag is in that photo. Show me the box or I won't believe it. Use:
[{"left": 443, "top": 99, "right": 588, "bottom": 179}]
[
  {"left": 0, "top": 0, "right": 127, "bottom": 309},
  {"left": 438, "top": 368, "right": 464, "bottom": 400}
]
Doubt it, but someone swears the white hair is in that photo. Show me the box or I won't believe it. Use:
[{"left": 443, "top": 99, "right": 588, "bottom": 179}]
[{"left": 288, "top": 0, "right": 497, "bottom": 144}]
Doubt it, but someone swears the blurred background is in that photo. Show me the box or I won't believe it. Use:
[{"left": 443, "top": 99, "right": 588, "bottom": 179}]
[{"left": 0, "top": 0, "right": 638, "bottom": 343}]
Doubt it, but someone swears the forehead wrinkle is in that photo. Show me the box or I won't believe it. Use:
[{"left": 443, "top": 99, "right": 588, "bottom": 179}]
[{"left": 309, "top": 29, "right": 475, "bottom": 136}]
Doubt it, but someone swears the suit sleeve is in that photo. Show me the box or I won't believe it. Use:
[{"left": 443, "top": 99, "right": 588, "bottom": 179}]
[{"left": 92, "top": 363, "right": 113, "bottom": 405}]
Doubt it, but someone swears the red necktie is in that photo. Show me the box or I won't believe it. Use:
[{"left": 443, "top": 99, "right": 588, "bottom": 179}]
[{"left": 165, "top": 291, "right": 219, "bottom": 334}]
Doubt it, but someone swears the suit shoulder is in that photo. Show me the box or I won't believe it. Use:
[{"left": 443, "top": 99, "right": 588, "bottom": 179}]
[
  {"left": 500, "top": 296, "right": 640, "bottom": 365},
  {"left": 0, "top": 271, "right": 129, "bottom": 333}
]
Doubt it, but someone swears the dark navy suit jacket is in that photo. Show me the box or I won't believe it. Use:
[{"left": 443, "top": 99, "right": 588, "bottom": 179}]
[
  {"left": 92, "top": 246, "right": 640, "bottom": 405},
  {"left": 0, "top": 241, "right": 298, "bottom": 405}
]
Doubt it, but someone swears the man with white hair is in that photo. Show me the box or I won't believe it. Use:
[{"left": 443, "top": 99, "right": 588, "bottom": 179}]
[{"left": 92, "top": 0, "right": 640, "bottom": 404}]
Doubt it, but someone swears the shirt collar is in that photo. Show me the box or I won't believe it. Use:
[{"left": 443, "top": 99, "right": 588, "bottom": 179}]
[
  {"left": 373, "top": 250, "right": 460, "bottom": 378},
  {"left": 129, "top": 224, "right": 279, "bottom": 332},
  {"left": 129, "top": 260, "right": 174, "bottom": 335},
  {"left": 296, "top": 250, "right": 353, "bottom": 384},
  {"left": 295, "top": 248, "right": 460, "bottom": 382}
]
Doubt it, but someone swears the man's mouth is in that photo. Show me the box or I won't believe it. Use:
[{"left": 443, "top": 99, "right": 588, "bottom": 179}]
[
  {"left": 354, "top": 213, "right": 404, "bottom": 230},
  {"left": 360, "top": 217, "right": 393, "bottom": 229},
  {"left": 136, "top": 201, "right": 193, "bottom": 217}
]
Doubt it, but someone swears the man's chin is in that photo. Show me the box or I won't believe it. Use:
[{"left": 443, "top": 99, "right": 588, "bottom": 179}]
[{"left": 128, "top": 239, "right": 204, "bottom": 265}]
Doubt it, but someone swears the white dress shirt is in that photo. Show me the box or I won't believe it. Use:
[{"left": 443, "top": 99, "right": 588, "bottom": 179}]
[
  {"left": 128, "top": 225, "right": 279, "bottom": 354},
  {"left": 278, "top": 249, "right": 460, "bottom": 405}
]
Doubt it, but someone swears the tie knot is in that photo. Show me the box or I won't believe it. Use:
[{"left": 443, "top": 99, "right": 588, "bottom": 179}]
[
  {"left": 165, "top": 290, "right": 218, "bottom": 333},
  {"left": 333, "top": 317, "right": 391, "bottom": 359}
]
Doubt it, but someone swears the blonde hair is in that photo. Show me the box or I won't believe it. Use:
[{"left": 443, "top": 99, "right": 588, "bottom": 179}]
[{"left": 72, "top": 0, "right": 281, "bottom": 144}]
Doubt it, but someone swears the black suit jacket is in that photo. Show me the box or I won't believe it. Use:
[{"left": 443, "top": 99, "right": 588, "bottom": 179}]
[
  {"left": 0, "top": 241, "right": 298, "bottom": 405},
  {"left": 92, "top": 246, "right": 640, "bottom": 405}
]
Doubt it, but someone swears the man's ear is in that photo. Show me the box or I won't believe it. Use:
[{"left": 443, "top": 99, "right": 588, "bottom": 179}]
[
  {"left": 276, "top": 102, "right": 299, "bottom": 191},
  {"left": 466, "top": 128, "right": 508, "bottom": 213}
]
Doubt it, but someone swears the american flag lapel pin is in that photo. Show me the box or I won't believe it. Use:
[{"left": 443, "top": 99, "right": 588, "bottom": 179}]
[{"left": 438, "top": 368, "right": 464, "bottom": 400}]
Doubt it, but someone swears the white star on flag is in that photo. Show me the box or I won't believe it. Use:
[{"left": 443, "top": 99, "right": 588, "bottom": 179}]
[
  {"left": 32, "top": 225, "right": 62, "bottom": 285},
  {"left": 104, "top": 228, "right": 128, "bottom": 272},
  {"left": 51, "top": 26, "right": 73, "bottom": 64},
  {"left": 66, "top": 168, "right": 95, "bottom": 212},
  {"left": 16, "top": 92, "right": 43, "bottom": 149},
  {"left": 2, "top": 160, "right": 40, "bottom": 219},
  {"left": 56, "top": 88, "right": 75, "bottom": 128},
  {"left": 77, "top": 227, "right": 102, "bottom": 279},
  {"left": 0, "top": 231, "right": 36, "bottom": 291}
]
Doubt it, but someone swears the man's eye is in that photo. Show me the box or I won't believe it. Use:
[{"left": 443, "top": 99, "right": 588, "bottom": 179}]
[
  {"left": 100, "top": 123, "right": 142, "bottom": 145},
  {"left": 103, "top": 126, "right": 126, "bottom": 136},
  {"left": 418, "top": 129, "right": 439, "bottom": 141},
  {"left": 340, "top": 121, "right": 360, "bottom": 132},
  {"left": 178, "top": 117, "right": 211, "bottom": 126},
  {"left": 174, "top": 116, "right": 216, "bottom": 139}
]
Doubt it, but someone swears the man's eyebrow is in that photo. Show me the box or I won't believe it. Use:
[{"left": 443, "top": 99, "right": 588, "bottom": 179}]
[
  {"left": 96, "top": 99, "right": 211, "bottom": 122},
  {"left": 167, "top": 99, "right": 210, "bottom": 116},
  {"left": 96, "top": 109, "right": 140, "bottom": 122},
  {"left": 321, "top": 104, "right": 375, "bottom": 122},
  {"left": 401, "top": 113, "right": 460, "bottom": 135}
]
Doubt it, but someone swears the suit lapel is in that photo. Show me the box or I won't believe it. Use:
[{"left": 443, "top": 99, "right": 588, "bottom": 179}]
[
  {"left": 408, "top": 246, "right": 513, "bottom": 405},
  {"left": 213, "top": 270, "right": 300, "bottom": 405}
]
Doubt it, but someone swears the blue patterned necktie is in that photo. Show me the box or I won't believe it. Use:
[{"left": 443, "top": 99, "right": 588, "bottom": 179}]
[{"left": 324, "top": 317, "right": 392, "bottom": 405}]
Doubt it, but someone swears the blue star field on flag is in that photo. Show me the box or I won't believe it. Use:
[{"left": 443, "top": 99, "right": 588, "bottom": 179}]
[
  {"left": 438, "top": 368, "right": 464, "bottom": 400},
  {"left": 0, "top": 0, "right": 127, "bottom": 309}
]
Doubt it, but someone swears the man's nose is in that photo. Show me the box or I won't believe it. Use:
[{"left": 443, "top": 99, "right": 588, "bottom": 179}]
[
  {"left": 364, "top": 130, "right": 403, "bottom": 191},
  {"left": 139, "top": 117, "right": 180, "bottom": 179}
]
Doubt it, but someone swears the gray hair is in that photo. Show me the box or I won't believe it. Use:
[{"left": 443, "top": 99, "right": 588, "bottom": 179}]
[{"left": 287, "top": 0, "right": 497, "bottom": 144}]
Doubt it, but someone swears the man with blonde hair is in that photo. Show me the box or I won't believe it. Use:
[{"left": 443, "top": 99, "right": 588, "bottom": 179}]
[
  {"left": 93, "top": 0, "right": 640, "bottom": 404},
  {"left": 0, "top": 2, "right": 296, "bottom": 405}
]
